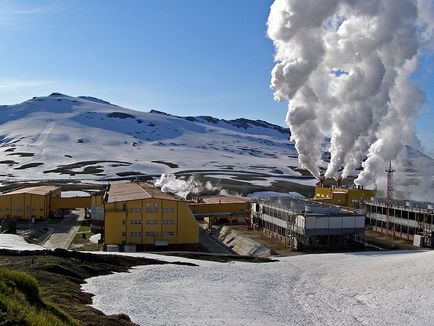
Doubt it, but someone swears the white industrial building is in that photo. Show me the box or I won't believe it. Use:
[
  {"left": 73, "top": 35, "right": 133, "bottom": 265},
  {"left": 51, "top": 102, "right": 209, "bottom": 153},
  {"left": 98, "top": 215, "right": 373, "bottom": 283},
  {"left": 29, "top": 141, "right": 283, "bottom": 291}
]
[
  {"left": 251, "top": 199, "right": 365, "bottom": 251},
  {"left": 364, "top": 199, "right": 434, "bottom": 246}
]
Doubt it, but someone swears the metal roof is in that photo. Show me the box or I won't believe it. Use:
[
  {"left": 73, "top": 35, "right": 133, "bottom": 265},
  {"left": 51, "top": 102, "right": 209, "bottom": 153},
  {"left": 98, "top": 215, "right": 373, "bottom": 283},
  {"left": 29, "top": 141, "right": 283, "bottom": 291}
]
[
  {"left": 105, "top": 182, "right": 178, "bottom": 203},
  {"left": 3, "top": 186, "right": 60, "bottom": 196}
]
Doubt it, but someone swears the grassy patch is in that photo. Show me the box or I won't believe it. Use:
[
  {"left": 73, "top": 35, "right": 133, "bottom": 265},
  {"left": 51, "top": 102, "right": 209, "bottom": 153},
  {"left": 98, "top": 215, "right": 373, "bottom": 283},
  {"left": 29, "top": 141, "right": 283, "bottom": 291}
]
[
  {"left": 0, "top": 249, "right": 191, "bottom": 325},
  {"left": 0, "top": 268, "right": 77, "bottom": 325},
  {"left": 70, "top": 222, "right": 98, "bottom": 251},
  {"left": 78, "top": 225, "right": 91, "bottom": 233}
]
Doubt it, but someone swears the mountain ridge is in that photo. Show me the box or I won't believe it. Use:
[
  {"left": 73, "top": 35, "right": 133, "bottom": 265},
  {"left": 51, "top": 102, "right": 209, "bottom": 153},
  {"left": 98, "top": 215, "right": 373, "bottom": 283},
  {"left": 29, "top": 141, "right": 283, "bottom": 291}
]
[
  {"left": 0, "top": 93, "right": 431, "bottom": 199},
  {"left": 0, "top": 93, "right": 301, "bottom": 183}
]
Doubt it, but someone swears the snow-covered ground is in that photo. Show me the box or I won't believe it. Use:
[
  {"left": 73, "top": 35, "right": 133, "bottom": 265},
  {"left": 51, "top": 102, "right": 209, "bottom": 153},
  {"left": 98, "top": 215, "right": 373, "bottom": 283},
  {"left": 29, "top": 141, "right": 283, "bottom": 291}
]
[
  {"left": 61, "top": 191, "right": 90, "bottom": 197},
  {"left": 0, "top": 234, "right": 45, "bottom": 251},
  {"left": 89, "top": 233, "right": 101, "bottom": 244},
  {"left": 82, "top": 250, "right": 434, "bottom": 326}
]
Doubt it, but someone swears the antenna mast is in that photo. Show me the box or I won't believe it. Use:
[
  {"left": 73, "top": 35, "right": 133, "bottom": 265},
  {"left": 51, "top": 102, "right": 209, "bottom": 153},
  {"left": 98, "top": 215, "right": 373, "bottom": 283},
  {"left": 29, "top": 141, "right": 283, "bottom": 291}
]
[{"left": 385, "top": 161, "right": 396, "bottom": 242}]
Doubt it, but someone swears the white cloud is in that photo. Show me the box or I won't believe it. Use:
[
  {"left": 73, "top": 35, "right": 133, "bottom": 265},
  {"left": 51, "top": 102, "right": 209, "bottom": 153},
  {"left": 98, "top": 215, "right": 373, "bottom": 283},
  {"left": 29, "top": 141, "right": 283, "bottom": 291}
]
[{"left": 0, "top": 1, "right": 66, "bottom": 31}]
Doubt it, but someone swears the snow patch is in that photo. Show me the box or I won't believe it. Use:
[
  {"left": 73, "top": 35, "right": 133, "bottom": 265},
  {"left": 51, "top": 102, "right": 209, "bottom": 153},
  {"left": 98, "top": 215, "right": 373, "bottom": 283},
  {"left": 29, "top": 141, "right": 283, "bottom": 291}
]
[
  {"left": 89, "top": 233, "right": 101, "bottom": 244},
  {"left": 0, "top": 234, "right": 45, "bottom": 251},
  {"left": 82, "top": 251, "right": 434, "bottom": 325}
]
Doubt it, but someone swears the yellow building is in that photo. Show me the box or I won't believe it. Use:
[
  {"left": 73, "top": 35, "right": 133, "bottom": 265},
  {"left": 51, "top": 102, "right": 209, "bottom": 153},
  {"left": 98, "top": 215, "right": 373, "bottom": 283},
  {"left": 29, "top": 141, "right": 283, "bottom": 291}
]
[
  {"left": 0, "top": 186, "right": 61, "bottom": 220},
  {"left": 189, "top": 195, "right": 251, "bottom": 226},
  {"left": 52, "top": 196, "right": 92, "bottom": 211},
  {"left": 103, "top": 182, "right": 199, "bottom": 247},
  {"left": 90, "top": 193, "right": 104, "bottom": 233},
  {"left": 314, "top": 186, "right": 375, "bottom": 208}
]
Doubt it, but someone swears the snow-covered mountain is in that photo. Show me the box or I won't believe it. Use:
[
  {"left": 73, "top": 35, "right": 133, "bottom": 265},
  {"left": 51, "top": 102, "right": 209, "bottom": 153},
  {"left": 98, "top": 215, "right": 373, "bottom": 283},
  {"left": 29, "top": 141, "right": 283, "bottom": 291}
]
[
  {"left": 0, "top": 93, "right": 307, "bottom": 184},
  {"left": 1, "top": 93, "right": 432, "bottom": 196}
]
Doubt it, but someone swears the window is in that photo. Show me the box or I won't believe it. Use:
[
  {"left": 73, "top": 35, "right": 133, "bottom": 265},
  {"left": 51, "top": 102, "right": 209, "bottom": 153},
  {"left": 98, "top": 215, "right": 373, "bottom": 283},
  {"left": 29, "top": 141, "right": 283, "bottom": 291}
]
[
  {"left": 154, "top": 202, "right": 159, "bottom": 208},
  {"left": 129, "top": 220, "right": 142, "bottom": 225},
  {"left": 146, "top": 208, "right": 159, "bottom": 213},
  {"left": 129, "top": 208, "right": 142, "bottom": 213},
  {"left": 162, "top": 231, "right": 175, "bottom": 237},
  {"left": 145, "top": 232, "right": 159, "bottom": 237},
  {"left": 162, "top": 219, "right": 175, "bottom": 225},
  {"left": 129, "top": 232, "right": 142, "bottom": 237},
  {"left": 146, "top": 202, "right": 150, "bottom": 208},
  {"left": 146, "top": 220, "right": 158, "bottom": 225},
  {"left": 162, "top": 208, "right": 175, "bottom": 214}
]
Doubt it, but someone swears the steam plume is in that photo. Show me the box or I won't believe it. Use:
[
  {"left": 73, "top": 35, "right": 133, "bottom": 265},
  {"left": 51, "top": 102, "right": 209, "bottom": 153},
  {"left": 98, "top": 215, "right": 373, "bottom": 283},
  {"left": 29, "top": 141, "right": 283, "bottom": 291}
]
[
  {"left": 154, "top": 174, "right": 217, "bottom": 199},
  {"left": 268, "top": 0, "right": 434, "bottom": 187}
]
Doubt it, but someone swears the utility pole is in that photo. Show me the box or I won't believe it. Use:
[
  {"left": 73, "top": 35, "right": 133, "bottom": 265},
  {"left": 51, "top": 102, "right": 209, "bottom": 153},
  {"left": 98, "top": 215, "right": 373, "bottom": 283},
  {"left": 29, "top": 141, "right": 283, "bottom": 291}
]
[{"left": 386, "top": 161, "right": 396, "bottom": 243}]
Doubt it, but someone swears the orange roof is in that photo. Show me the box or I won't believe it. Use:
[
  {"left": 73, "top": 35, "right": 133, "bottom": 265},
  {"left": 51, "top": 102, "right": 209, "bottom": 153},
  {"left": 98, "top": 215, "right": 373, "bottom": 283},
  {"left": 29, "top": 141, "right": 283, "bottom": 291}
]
[
  {"left": 106, "top": 182, "right": 177, "bottom": 203},
  {"left": 4, "top": 186, "right": 59, "bottom": 196}
]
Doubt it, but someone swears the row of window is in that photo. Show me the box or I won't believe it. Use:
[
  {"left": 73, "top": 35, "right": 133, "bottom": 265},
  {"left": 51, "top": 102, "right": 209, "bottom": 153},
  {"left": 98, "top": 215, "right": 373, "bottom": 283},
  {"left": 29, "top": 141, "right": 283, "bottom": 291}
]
[
  {"left": 125, "top": 231, "right": 175, "bottom": 238},
  {"left": 126, "top": 219, "right": 175, "bottom": 225},
  {"left": 0, "top": 215, "right": 44, "bottom": 219},
  {"left": 127, "top": 207, "right": 175, "bottom": 214},
  {"left": 0, "top": 208, "right": 44, "bottom": 212}
]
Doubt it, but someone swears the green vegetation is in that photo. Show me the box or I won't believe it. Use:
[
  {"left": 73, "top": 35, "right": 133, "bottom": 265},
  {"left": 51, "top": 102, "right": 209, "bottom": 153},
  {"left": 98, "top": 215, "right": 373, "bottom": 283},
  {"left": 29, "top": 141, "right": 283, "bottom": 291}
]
[
  {"left": 0, "top": 249, "right": 170, "bottom": 325},
  {"left": 78, "top": 225, "right": 91, "bottom": 233},
  {"left": 70, "top": 221, "right": 101, "bottom": 251},
  {"left": 0, "top": 268, "right": 76, "bottom": 325}
]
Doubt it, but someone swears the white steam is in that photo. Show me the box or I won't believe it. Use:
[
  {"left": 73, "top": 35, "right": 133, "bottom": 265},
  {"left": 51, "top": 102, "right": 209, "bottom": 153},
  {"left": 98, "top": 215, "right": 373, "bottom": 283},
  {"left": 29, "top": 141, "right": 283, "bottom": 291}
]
[
  {"left": 268, "top": 0, "right": 434, "bottom": 189},
  {"left": 154, "top": 174, "right": 217, "bottom": 199}
]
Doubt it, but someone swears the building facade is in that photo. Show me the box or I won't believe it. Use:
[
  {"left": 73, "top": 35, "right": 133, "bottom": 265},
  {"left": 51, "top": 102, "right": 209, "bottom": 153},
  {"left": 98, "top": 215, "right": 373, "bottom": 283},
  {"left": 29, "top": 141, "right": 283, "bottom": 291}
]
[
  {"left": 103, "top": 182, "right": 199, "bottom": 247},
  {"left": 314, "top": 186, "right": 375, "bottom": 208},
  {"left": 90, "top": 193, "right": 104, "bottom": 234},
  {"left": 189, "top": 195, "right": 251, "bottom": 227},
  {"left": 364, "top": 199, "right": 434, "bottom": 245},
  {"left": 0, "top": 186, "right": 61, "bottom": 220},
  {"left": 251, "top": 199, "right": 366, "bottom": 251}
]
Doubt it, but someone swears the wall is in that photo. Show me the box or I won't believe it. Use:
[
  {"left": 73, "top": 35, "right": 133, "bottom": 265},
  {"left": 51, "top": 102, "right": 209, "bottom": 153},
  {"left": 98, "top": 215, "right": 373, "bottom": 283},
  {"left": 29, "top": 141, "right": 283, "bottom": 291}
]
[
  {"left": 314, "top": 187, "right": 376, "bottom": 208},
  {"left": 52, "top": 196, "right": 92, "bottom": 210},
  {"left": 0, "top": 194, "right": 49, "bottom": 220},
  {"left": 189, "top": 201, "right": 250, "bottom": 224},
  {"left": 104, "top": 198, "right": 198, "bottom": 245}
]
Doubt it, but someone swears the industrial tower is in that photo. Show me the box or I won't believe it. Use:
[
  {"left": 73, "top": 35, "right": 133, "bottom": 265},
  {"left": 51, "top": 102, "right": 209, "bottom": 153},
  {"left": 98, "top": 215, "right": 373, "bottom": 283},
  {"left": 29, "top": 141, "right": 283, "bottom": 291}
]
[{"left": 385, "top": 161, "right": 396, "bottom": 241}]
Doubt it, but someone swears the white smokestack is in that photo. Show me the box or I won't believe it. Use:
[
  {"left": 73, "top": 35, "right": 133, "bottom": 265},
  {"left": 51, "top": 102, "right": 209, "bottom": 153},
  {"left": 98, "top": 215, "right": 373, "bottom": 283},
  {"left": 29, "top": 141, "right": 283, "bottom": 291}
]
[{"left": 268, "top": 0, "right": 434, "bottom": 188}]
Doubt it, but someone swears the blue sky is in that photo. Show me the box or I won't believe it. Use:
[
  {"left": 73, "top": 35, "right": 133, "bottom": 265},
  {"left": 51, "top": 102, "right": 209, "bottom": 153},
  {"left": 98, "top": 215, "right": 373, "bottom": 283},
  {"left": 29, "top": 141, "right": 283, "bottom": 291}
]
[{"left": 0, "top": 0, "right": 433, "bottom": 155}]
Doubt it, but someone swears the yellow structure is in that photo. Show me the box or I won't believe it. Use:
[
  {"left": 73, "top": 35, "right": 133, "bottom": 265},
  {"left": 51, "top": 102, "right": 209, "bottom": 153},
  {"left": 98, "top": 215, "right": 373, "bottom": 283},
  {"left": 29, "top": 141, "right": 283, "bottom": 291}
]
[
  {"left": 52, "top": 196, "right": 92, "bottom": 210},
  {"left": 0, "top": 186, "right": 61, "bottom": 220},
  {"left": 314, "top": 186, "right": 375, "bottom": 207},
  {"left": 189, "top": 195, "right": 251, "bottom": 226},
  {"left": 103, "top": 182, "right": 199, "bottom": 246},
  {"left": 90, "top": 193, "right": 104, "bottom": 233}
]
